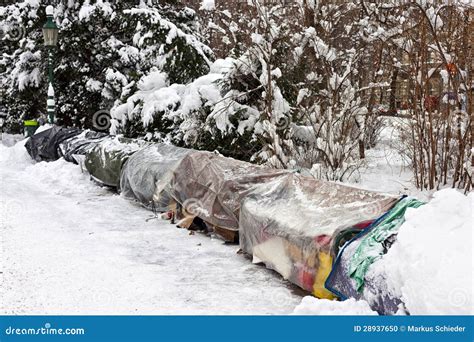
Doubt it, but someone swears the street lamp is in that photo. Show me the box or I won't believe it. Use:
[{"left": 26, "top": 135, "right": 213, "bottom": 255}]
[{"left": 42, "top": 5, "right": 58, "bottom": 124}]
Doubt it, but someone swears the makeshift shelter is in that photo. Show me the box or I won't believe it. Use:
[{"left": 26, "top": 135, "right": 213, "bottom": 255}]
[
  {"left": 120, "top": 143, "right": 194, "bottom": 211},
  {"left": 162, "top": 151, "right": 290, "bottom": 241},
  {"left": 238, "top": 173, "right": 400, "bottom": 299},
  {"left": 25, "top": 126, "right": 82, "bottom": 162},
  {"left": 59, "top": 130, "right": 108, "bottom": 164},
  {"left": 325, "top": 197, "right": 423, "bottom": 314},
  {"left": 85, "top": 137, "right": 147, "bottom": 188}
]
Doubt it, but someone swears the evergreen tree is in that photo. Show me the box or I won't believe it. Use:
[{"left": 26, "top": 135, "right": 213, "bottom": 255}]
[{"left": 0, "top": 0, "right": 212, "bottom": 132}]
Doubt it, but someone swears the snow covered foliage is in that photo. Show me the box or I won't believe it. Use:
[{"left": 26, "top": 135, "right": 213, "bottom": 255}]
[
  {"left": 0, "top": 0, "right": 212, "bottom": 131},
  {"left": 192, "top": 0, "right": 253, "bottom": 59},
  {"left": 109, "top": 59, "right": 231, "bottom": 148},
  {"left": 203, "top": 1, "right": 389, "bottom": 177},
  {"left": 209, "top": 2, "right": 294, "bottom": 167},
  {"left": 0, "top": 0, "right": 44, "bottom": 132},
  {"left": 291, "top": 21, "right": 367, "bottom": 181}
]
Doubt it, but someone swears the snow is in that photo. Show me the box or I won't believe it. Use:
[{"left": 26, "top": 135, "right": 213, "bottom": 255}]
[
  {"left": 0, "top": 140, "right": 302, "bottom": 314},
  {"left": 111, "top": 59, "right": 230, "bottom": 139},
  {"left": 350, "top": 118, "right": 429, "bottom": 201},
  {"left": 369, "top": 189, "right": 473, "bottom": 315},
  {"left": 47, "top": 83, "right": 54, "bottom": 96},
  {"left": 440, "top": 69, "right": 449, "bottom": 85},
  {"left": 293, "top": 297, "right": 377, "bottom": 315},
  {"left": 45, "top": 5, "right": 54, "bottom": 16},
  {"left": 200, "top": 0, "right": 215, "bottom": 11}
]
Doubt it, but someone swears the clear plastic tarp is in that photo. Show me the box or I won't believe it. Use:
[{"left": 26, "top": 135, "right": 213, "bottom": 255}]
[
  {"left": 120, "top": 143, "right": 195, "bottom": 210},
  {"left": 161, "top": 151, "right": 290, "bottom": 240},
  {"left": 238, "top": 173, "right": 400, "bottom": 298}
]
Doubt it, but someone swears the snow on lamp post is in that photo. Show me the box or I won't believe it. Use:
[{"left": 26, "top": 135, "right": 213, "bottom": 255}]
[{"left": 42, "top": 5, "right": 58, "bottom": 124}]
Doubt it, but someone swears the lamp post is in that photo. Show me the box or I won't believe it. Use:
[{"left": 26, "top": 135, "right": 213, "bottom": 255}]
[{"left": 42, "top": 5, "right": 58, "bottom": 124}]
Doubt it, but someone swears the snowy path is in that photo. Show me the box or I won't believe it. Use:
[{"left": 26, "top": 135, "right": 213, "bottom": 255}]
[{"left": 0, "top": 142, "right": 303, "bottom": 314}]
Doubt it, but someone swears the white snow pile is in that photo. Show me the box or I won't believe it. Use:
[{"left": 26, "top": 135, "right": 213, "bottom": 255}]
[
  {"left": 0, "top": 136, "right": 97, "bottom": 195},
  {"left": 293, "top": 297, "right": 377, "bottom": 315},
  {"left": 0, "top": 138, "right": 32, "bottom": 167},
  {"left": 369, "top": 188, "right": 473, "bottom": 315}
]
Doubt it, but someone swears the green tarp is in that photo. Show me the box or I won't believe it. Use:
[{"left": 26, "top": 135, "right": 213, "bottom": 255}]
[
  {"left": 84, "top": 137, "right": 148, "bottom": 187},
  {"left": 349, "top": 197, "right": 425, "bottom": 291}
]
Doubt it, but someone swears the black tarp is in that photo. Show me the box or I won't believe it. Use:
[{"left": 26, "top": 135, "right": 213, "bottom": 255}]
[
  {"left": 25, "top": 126, "right": 82, "bottom": 162},
  {"left": 59, "top": 130, "right": 108, "bottom": 164}
]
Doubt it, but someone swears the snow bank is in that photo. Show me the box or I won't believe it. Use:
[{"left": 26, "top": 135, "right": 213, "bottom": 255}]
[
  {"left": 293, "top": 297, "right": 377, "bottom": 315},
  {"left": 23, "top": 158, "right": 97, "bottom": 195},
  {"left": 369, "top": 189, "right": 473, "bottom": 314},
  {"left": 0, "top": 126, "right": 55, "bottom": 167},
  {"left": 0, "top": 138, "right": 32, "bottom": 168},
  {"left": 0, "top": 136, "right": 98, "bottom": 195},
  {"left": 0, "top": 133, "right": 24, "bottom": 147}
]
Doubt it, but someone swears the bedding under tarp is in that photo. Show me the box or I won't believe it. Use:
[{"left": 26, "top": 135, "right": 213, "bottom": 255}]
[
  {"left": 25, "top": 126, "right": 82, "bottom": 162},
  {"left": 325, "top": 197, "right": 424, "bottom": 314},
  {"left": 161, "top": 151, "right": 290, "bottom": 240},
  {"left": 59, "top": 130, "right": 108, "bottom": 164},
  {"left": 120, "top": 143, "right": 195, "bottom": 210},
  {"left": 238, "top": 173, "right": 401, "bottom": 299},
  {"left": 85, "top": 137, "right": 148, "bottom": 187}
]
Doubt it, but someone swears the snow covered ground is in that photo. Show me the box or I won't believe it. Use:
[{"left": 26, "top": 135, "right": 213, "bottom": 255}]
[
  {"left": 350, "top": 118, "right": 430, "bottom": 202},
  {"left": 0, "top": 138, "right": 303, "bottom": 315}
]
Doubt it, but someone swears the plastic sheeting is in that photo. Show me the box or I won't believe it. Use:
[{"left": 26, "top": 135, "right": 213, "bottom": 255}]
[
  {"left": 238, "top": 173, "right": 400, "bottom": 299},
  {"left": 59, "top": 130, "right": 108, "bottom": 164},
  {"left": 120, "top": 143, "right": 194, "bottom": 210},
  {"left": 85, "top": 137, "right": 147, "bottom": 187},
  {"left": 349, "top": 197, "right": 424, "bottom": 291},
  {"left": 162, "top": 151, "right": 290, "bottom": 240},
  {"left": 325, "top": 197, "right": 423, "bottom": 315},
  {"left": 325, "top": 235, "right": 403, "bottom": 314},
  {"left": 25, "top": 126, "right": 82, "bottom": 162}
]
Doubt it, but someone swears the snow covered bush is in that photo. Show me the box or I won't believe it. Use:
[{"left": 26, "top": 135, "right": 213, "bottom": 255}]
[
  {"left": 110, "top": 59, "right": 226, "bottom": 145},
  {"left": 286, "top": 2, "right": 387, "bottom": 181},
  {"left": 292, "top": 29, "right": 366, "bottom": 181},
  {"left": 205, "top": 1, "right": 296, "bottom": 167}
]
